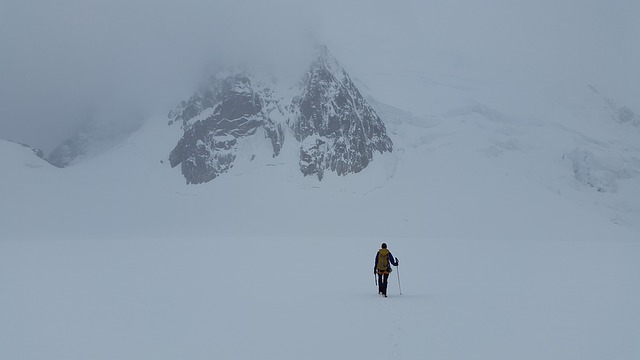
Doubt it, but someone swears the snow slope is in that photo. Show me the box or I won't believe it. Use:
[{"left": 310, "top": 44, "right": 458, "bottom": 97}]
[
  {"left": 1, "top": 67, "right": 640, "bottom": 359},
  {"left": 2, "top": 236, "right": 639, "bottom": 360}
]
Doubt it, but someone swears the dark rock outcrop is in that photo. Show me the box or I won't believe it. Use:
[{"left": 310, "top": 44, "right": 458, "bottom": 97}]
[
  {"left": 588, "top": 85, "right": 640, "bottom": 127},
  {"left": 48, "top": 136, "right": 88, "bottom": 168},
  {"left": 614, "top": 106, "right": 640, "bottom": 127},
  {"left": 168, "top": 74, "right": 284, "bottom": 184},
  {"left": 168, "top": 47, "right": 393, "bottom": 184},
  {"left": 17, "top": 142, "right": 47, "bottom": 161},
  {"left": 292, "top": 47, "right": 393, "bottom": 179},
  {"left": 4, "top": 140, "right": 52, "bottom": 166}
]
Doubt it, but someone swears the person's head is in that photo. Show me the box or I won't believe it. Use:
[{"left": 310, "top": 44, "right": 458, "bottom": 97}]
[{"left": 381, "top": 243, "right": 387, "bottom": 249}]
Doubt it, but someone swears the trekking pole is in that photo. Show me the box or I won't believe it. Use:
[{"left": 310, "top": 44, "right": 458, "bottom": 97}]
[
  {"left": 396, "top": 262, "right": 402, "bottom": 295},
  {"left": 374, "top": 272, "right": 378, "bottom": 286}
]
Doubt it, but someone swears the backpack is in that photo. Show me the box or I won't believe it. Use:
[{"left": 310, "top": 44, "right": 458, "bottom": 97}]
[{"left": 377, "top": 249, "right": 390, "bottom": 272}]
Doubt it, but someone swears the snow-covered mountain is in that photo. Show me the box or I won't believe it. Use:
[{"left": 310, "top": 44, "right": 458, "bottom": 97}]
[
  {"left": 2, "top": 72, "right": 639, "bottom": 239},
  {"left": 1, "top": 140, "right": 50, "bottom": 166},
  {"left": 2, "top": 45, "right": 640, "bottom": 238},
  {"left": 47, "top": 117, "right": 143, "bottom": 168},
  {"left": 2, "top": 45, "right": 640, "bottom": 360},
  {"left": 168, "top": 46, "right": 392, "bottom": 184}
]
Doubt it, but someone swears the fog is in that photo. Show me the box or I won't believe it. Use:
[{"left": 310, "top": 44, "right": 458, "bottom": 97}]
[{"left": 1, "top": 0, "right": 638, "bottom": 153}]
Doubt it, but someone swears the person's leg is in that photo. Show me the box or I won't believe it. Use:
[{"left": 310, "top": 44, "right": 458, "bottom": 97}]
[
  {"left": 382, "top": 273, "right": 389, "bottom": 296},
  {"left": 378, "top": 272, "right": 384, "bottom": 294}
]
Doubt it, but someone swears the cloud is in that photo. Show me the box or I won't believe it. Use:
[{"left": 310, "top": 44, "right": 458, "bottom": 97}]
[
  {"left": 0, "top": 0, "right": 316, "bottom": 151},
  {"left": 1, "top": 0, "right": 638, "bottom": 152}
]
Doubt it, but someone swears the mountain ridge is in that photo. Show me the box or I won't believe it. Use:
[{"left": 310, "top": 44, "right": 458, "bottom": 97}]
[
  {"left": 1, "top": 51, "right": 639, "bottom": 238},
  {"left": 167, "top": 46, "right": 393, "bottom": 184}
]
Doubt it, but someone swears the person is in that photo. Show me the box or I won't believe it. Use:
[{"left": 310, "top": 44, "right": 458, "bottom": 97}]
[{"left": 374, "top": 243, "right": 398, "bottom": 297}]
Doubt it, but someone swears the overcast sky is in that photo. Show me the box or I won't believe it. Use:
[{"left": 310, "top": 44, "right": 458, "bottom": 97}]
[{"left": 1, "top": 0, "right": 638, "bottom": 153}]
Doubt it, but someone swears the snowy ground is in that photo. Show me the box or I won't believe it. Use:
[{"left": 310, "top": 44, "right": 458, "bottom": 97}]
[
  {"left": 2, "top": 235, "right": 639, "bottom": 360},
  {"left": 2, "top": 60, "right": 640, "bottom": 359}
]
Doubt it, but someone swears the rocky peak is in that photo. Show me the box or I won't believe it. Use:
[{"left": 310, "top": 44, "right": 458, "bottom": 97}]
[
  {"left": 292, "top": 46, "right": 393, "bottom": 179},
  {"left": 168, "top": 47, "right": 392, "bottom": 184},
  {"left": 168, "top": 73, "right": 284, "bottom": 184}
]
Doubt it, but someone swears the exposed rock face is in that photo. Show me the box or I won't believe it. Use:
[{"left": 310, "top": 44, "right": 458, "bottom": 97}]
[
  {"left": 168, "top": 47, "right": 392, "bottom": 184},
  {"left": 168, "top": 74, "right": 284, "bottom": 184},
  {"left": 48, "top": 136, "right": 88, "bottom": 168},
  {"left": 614, "top": 106, "right": 640, "bottom": 127},
  {"left": 47, "top": 120, "right": 142, "bottom": 168},
  {"left": 16, "top": 141, "right": 47, "bottom": 161},
  {"left": 588, "top": 85, "right": 640, "bottom": 127},
  {"left": 292, "top": 47, "right": 393, "bottom": 179}
]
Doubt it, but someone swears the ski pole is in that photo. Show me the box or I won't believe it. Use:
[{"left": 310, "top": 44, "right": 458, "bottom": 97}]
[{"left": 396, "top": 262, "right": 402, "bottom": 295}]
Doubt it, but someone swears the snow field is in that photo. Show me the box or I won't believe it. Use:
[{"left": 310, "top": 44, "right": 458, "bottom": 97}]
[
  {"left": 2, "top": 50, "right": 640, "bottom": 360},
  {"left": 2, "top": 236, "right": 639, "bottom": 360}
]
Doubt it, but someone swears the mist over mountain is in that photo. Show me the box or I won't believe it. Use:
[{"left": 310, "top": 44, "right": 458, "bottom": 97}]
[
  {"left": 47, "top": 108, "right": 145, "bottom": 167},
  {"left": 2, "top": 3, "right": 640, "bottom": 358},
  {"left": 0, "top": 0, "right": 317, "bottom": 152},
  {"left": 0, "top": 0, "right": 638, "bottom": 232},
  {"left": 167, "top": 47, "right": 393, "bottom": 184},
  {"left": 2, "top": 46, "right": 639, "bottom": 237},
  {"left": 2, "top": 0, "right": 638, "bottom": 152}
]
